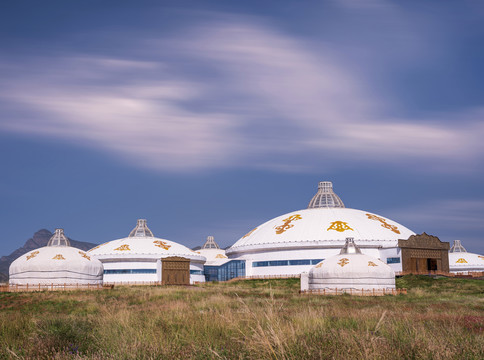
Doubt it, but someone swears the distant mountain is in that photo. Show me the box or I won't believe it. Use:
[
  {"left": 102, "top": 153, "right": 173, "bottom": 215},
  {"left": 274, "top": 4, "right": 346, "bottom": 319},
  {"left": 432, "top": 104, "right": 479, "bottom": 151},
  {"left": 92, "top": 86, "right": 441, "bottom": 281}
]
[{"left": 0, "top": 229, "right": 98, "bottom": 282}]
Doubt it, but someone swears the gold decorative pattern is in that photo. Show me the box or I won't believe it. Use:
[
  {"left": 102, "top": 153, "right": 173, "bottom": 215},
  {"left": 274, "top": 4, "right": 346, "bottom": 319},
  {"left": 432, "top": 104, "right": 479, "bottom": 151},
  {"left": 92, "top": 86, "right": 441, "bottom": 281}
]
[
  {"left": 478, "top": 256, "right": 484, "bottom": 260},
  {"left": 366, "top": 214, "right": 400, "bottom": 234},
  {"left": 242, "top": 228, "right": 257, "bottom": 238},
  {"left": 315, "top": 262, "right": 324, "bottom": 268},
  {"left": 52, "top": 254, "right": 66, "bottom": 260},
  {"left": 368, "top": 261, "right": 378, "bottom": 267},
  {"left": 26, "top": 251, "right": 39, "bottom": 261},
  {"left": 114, "top": 244, "right": 131, "bottom": 251},
  {"left": 456, "top": 258, "right": 468, "bottom": 264},
  {"left": 338, "top": 258, "right": 349, "bottom": 267},
  {"left": 215, "top": 254, "right": 228, "bottom": 259},
  {"left": 153, "top": 240, "right": 171, "bottom": 250},
  {"left": 79, "top": 251, "right": 91, "bottom": 261},
  {"left": 275, "top": 215, "right": 302, "bottom": 234},
  {"left": 88, "top": 242, "right": 108, "bottom": 252},
  {"left": 327, "top": 221, "right": 353, "bottom": 232}
]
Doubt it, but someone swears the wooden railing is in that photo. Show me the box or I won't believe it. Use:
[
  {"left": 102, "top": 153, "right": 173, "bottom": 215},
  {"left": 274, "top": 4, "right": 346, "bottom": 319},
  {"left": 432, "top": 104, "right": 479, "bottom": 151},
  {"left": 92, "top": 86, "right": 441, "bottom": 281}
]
[
  {"left": 228, "top": 274, "right": 301, "bottom": 282},
  {"left": 300, "top": 288, "right": 407, "bottom": 296},
  {"left": 395, "top": 271, "right": 484, "bottom": 277},
  {"left": 0, "top": 283, "right": 107, "bottom": 292}
]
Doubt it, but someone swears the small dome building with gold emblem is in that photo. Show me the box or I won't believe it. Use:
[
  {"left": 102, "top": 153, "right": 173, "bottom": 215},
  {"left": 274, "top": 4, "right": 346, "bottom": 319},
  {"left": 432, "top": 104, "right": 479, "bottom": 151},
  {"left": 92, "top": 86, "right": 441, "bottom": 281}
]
[
  {"left": 300, "top": 238, "right": 396, "bottom": 292},
  {"left": 448, "top": 240, "right": 484, "bottom": 274},
  {"left": 89, "top": 219, "right": 206, "bottom": 285},
  {"left": 9, "top": 229, "right": 103, "bottom": 285},
  {"left": 225, "top": 181, "right": 415, "bottom": 278},
  {"left": 195, "top": 236, "right": 231, "bottom": 281}
]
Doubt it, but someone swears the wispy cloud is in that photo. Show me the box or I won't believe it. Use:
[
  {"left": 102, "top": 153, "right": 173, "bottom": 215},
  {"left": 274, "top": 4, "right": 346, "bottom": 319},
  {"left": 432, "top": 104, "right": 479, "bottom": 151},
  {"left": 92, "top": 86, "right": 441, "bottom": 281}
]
[{"left": 1, "top": 16, "right": 483, "bottom": 172}]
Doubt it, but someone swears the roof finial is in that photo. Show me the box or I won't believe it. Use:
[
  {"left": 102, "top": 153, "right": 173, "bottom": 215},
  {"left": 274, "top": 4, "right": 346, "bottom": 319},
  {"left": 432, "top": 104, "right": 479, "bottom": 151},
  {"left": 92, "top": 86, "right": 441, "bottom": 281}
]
[
  {"left": 340, "top": 237, "right": 361, "bottom": 255},
  {"left": 47, "top": 228, "right": 71, "bottom": 247},
  {"left": 450, "top": 240, "right": 467, "bottom": 253},
  {"left": 308, "top": 181, "right": 345, "bottom": 209},
  {"left": 202, "top": 236, "right": 220, "bottom": 249},
  {"left": 128, "top": 219, "right": 154, "bottom": 238}
]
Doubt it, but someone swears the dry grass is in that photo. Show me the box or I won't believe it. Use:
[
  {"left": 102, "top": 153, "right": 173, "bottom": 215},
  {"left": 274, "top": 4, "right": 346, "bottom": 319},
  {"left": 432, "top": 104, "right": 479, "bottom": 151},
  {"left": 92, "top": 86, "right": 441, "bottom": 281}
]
[{"left": 0, "top": 276, "right": 483, "bottom": 359}]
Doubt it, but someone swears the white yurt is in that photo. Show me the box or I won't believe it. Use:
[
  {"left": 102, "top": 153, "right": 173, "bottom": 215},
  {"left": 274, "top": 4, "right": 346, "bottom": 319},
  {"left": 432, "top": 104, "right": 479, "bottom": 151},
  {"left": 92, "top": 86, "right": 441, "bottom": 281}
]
[
  {"left": 89, "top": 219, "right": 206, "bottom": 285},
  {"left": 301, "top": 238, "right": 396, "bottom": 292},
  {"left": 9, "top": 229, "right": 103, "bottom": 285},
  {"left": 448, "top": 240, "right": 484, "bottom": 274},
  {"left": 226, "top": 181, "right": 415, "bottom": 277},
  {"left": 196, "top": 236, "right": 229, "bottom": 266}
]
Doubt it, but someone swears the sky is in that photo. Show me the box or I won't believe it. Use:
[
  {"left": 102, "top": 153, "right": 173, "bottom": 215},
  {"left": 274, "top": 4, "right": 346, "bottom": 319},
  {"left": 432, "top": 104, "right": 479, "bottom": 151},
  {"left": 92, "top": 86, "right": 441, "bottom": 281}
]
[{"left": 1, "top": 0, "right": 483, "bottom": 256}]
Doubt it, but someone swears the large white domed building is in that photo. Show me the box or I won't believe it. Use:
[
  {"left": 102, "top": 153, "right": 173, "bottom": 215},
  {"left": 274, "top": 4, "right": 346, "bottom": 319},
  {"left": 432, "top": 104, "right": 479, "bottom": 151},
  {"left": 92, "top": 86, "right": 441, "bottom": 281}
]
[
  {"left": 226, "top": 181, "right": 415, "bottom": 278},
  {"left": 89, "top": 219, "right": 206, "bottom": 285},
  {"left": 301, "top": 238, "right": 396, "bottom": 293},
  {"left": 448, "top": 240, "right": 484, "bottom": 274},
  {"left": 9, "top": 229, "right": 103, "bottom": 286}
]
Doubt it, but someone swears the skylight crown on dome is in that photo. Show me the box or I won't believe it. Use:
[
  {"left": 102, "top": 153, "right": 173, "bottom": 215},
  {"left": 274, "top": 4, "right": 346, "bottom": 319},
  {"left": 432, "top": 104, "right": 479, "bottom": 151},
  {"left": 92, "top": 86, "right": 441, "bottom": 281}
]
[
  {"left": 202, "top": 236, "right": 220, "bottom": 249},
  {"left": 307, "top": 181, "right": 345, "bottom": 209},
  {"left": 128, "top": 219, "right": 154, "bottom": 238},
  {"left": 47, "top": 228, "right": 71, "bottom": 247},
  {"left": 340, "top": 237, "right": 362, "bottom": 255},
  {"left": 450, "top": 240, "right": 467, "bottom": 253}
]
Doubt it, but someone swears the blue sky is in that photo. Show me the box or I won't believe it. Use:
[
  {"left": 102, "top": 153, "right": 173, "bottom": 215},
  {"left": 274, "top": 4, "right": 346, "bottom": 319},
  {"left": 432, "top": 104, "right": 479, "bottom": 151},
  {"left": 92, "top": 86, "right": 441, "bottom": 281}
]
[{"left": 1, "top": 1, "right": 483, "bottom": 255}]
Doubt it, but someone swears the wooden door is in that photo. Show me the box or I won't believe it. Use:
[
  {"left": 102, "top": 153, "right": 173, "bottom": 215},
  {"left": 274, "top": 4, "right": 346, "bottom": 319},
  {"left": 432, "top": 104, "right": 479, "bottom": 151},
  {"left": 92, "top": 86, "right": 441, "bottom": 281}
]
[{"left": 162, "top": 257, "right": 190, "bottom": 285}]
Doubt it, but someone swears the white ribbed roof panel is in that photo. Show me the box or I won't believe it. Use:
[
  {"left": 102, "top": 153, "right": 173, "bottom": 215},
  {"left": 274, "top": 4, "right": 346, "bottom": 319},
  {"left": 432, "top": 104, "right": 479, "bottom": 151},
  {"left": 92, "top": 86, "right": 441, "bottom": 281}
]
[{"left": 227, "top": 208, "right": 415, "bottom": 255}]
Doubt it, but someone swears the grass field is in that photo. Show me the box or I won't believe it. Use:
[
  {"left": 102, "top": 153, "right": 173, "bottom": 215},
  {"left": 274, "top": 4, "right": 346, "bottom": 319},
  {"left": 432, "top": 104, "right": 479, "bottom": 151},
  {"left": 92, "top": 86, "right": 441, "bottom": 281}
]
[{"left": 0, "top": 275, "right": 483, "bottom": 359}]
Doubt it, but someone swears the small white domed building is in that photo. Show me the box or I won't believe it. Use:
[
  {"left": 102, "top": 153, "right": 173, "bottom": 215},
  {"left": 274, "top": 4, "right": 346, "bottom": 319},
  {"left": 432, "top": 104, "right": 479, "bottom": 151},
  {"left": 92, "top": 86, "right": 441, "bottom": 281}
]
[
  {"left": 89, "top": 219, "right": 206, "bottom": 285},
  {"left": 196, "top": 236, "right": 228, "bottom": 266},
  {"left": 226, "top": 181, "right": 415, "bottom": 278},
  {"left": 448, "top": 240, "right": 484, "bottom": 274},
  {"left": 196, "top": 236, "right": 230, "bottom": 281},
  {"left": 9, "top": 229, "right": 103, "bottom": 286},
  {"left": 301, "top": 238, "right": 396, "bottom": 293}
]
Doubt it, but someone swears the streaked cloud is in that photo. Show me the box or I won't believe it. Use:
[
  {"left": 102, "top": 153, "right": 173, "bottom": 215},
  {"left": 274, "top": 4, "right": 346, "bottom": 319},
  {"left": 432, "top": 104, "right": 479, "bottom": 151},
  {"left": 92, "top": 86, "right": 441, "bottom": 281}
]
[{"left": 1, "top": 16, "right": 483, "bottom": 173}]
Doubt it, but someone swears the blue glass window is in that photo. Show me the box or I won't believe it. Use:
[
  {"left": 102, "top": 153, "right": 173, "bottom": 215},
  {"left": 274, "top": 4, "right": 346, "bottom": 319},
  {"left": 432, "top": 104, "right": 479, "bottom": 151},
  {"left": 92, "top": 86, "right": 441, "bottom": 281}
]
[
  {"left": 204, "top": 260, "right": 246, "bottom": 281},
  {"left": 386, "top": 257, "right": 401, "bottom": 264},
  {"left": 104, "top": 269, "right": 156, "bottom": 274},
  {"left": 190, "top": 270, "right": 204, "bottom": 275}
]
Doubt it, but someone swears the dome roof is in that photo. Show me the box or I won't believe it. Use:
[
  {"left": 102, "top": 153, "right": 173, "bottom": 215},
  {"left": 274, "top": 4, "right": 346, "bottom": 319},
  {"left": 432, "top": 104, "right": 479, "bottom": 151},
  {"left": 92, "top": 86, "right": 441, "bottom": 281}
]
[
  {"left": 449, "top": 250, "right": 484, "bottom": 272},
  {"left": 89, "top": 219, "right": 205, "bottom": 262},
  {"left": 308, "top": 238, "right": 395, "bottom": 290},
  {"left": 9, "top": 229, "right": 103, "bottom": 285},
  {"left": 196, "top": 236, "right": 228, "bottom": 266},
  {"left": 227, "top": 207, "right": 415, "bottom": 255}
]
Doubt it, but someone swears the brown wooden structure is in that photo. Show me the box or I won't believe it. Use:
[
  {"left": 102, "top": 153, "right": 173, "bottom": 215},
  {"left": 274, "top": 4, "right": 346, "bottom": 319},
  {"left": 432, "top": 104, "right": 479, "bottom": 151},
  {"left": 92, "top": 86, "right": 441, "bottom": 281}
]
[
  {"left": 398, "top": 233, "right": 450, "bottom": 273},
  {"left": 161, "top": 256, "right": 190, "bottom": 285}
]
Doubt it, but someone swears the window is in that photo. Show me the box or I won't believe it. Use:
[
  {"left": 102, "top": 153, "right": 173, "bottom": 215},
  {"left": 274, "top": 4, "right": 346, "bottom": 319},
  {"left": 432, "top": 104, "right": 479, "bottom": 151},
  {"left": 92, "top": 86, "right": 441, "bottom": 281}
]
[
  {"left": 386, "top": 257, "right": 401, "bottom": 264},
  {"left": 104, "top": 269, "right": 156, "bottom": 274},
  {"left": 253, "top": 259, "right": 324, "bottom": 267},
  {"left": 190, "top": 270, "right": 204, "bottom": 275}
]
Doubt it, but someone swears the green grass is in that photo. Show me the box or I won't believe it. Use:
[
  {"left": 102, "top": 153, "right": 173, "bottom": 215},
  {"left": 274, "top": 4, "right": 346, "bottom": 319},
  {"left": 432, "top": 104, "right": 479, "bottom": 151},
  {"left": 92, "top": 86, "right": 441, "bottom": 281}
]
[{"left": 0, "top": 276, "right": 483, "bottom": 359}]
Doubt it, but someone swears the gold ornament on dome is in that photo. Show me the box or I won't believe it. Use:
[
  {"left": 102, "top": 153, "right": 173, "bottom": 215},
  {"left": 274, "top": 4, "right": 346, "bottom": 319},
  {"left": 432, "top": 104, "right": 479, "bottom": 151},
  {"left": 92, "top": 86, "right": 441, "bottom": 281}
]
[
  {"left": 114, "top": 244, "right": 131, "bottom": 251},
  {"left": 215, "top": 254, "right": 227, "bottom": 259},
  {"left": 153, "top": 240, "right": 171, "bottom": 250},
  {"left": 242, "top": 228, "right": 257, "bottom": 238},
  {"left": 26, "top": 251, "right": 39, "bottom": 261},
  {"left": 327, "top": 221, "right": 353, "bottom": 232},
  {"left": 478, "top": 256, "right": 484, "bottom": 260},
  {"left": 275, "top": 215, "right": 302, "bottom": 234},
  {"left": 368, "top": 261, "right": 378, "bottom": 267},
  {"left": 366, "top": 214, "right": 400, "bottom": 234},
  {"left": 79, "top": 251, "right": 91, "bottom": 261},
  {"left": 315, "top": 262, "right": 324, "bottom": 268},
  {"left": 338, "top": 258, "right": 349, "bottom": 267},
  {"left": 52, "top": 254, "right": 66, "bottom": 260},
  {"left": 88, "top": 242, "right": 107, "bottom": 252},
  {"left": 456, "top": 258, "right": 468, "bottom": 264}
]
